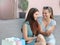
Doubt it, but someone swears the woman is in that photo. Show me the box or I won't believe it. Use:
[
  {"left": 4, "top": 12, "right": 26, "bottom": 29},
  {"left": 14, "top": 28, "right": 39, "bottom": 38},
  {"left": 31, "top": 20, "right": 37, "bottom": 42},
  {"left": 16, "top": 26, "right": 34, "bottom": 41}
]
[
  {"left": 22, "top": 8, "right": 46, "bottom": 45},
  {"left": 38, "top": 6, "right": 56, "bottom": 45}
]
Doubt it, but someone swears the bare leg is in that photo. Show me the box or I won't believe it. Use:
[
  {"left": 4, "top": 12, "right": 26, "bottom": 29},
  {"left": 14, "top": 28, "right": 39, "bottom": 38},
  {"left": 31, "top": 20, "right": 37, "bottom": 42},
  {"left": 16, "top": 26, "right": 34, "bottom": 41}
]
[
  {"left": 35, "top": 34, "right": 46, "bottom": 45},
  {"left": 47, "top": 43, "right": 55, "bottom": 45}
]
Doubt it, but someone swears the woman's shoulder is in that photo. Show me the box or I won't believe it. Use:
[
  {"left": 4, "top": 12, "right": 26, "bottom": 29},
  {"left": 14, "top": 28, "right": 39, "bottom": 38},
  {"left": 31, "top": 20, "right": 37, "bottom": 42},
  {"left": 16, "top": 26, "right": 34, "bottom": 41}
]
[
  {"left": 51, "top": 19, "right": 56, "bottom": 26},
  {"left": 21, "top": 21, "right": 29, "bottom": 31},
  {"left": 24, "top": 21, "right": 29, "bottom": 25}
]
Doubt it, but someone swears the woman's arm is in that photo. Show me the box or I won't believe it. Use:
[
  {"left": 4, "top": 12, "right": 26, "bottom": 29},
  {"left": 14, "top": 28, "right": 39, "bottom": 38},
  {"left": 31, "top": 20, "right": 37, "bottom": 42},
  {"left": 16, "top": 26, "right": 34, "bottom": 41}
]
[
  {"left": 39, "top": 28, "right": 46, "bottom": 36},
  {"left": 23, "top": 24, "right": 36, "bottom": 42},
  {"left": 45, "top": 26, "right": 56, "bottom": 36},
  {"left": 39, "top": 25, "right": 56, "bottom": 36}
]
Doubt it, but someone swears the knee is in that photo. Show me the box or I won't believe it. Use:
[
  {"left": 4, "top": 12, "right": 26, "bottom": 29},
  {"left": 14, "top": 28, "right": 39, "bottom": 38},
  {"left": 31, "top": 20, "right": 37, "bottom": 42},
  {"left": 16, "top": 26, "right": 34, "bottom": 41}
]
[
  {"left": 38, "top": 34, "right": 44, "bottom": 39},
  {"left": 36, "top": 34, "right": 46, "bottom": 45},
  {"left": 37, "top": 34, "right": 46, "bottom": 42}
]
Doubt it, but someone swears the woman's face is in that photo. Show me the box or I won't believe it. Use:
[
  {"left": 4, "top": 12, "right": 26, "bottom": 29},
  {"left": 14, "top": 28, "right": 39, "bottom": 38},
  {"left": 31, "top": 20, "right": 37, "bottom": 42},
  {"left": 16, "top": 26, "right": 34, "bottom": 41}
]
[
  {"left": 33, "top": 11, "right": 39, "bottom": 20},
  {"left": 42, "top": 9, "right": 51, "bottom": 19}
]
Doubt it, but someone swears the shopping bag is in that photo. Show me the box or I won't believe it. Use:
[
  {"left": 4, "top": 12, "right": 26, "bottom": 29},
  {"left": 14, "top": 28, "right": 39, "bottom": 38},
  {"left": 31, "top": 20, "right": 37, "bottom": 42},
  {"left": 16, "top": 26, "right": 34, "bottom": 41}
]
[
  {"left": 2, "top": 40, "right": 16, "bottom": 45},
  {"left": 2, "top": 37, "right": 25, "bottom": 45}
]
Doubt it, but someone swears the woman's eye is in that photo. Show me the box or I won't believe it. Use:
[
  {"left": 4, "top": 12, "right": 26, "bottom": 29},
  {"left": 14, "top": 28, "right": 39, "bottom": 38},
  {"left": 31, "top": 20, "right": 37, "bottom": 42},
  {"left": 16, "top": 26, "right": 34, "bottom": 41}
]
[{"left": 36, "top": 14, "right": 38, "bottom": 15}]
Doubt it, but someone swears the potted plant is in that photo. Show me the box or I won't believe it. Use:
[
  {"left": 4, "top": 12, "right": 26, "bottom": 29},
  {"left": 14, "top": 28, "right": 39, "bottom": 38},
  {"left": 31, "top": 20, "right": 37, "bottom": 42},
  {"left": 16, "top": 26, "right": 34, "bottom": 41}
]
[{"left": 18, "top": 0, "right": 29, "bottom": 18}]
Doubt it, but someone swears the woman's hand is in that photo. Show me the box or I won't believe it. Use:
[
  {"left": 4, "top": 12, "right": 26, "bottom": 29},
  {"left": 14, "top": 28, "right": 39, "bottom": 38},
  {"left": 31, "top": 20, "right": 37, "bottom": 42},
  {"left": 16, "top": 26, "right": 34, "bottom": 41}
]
[
  {"left": 27, "top": 37, "right": 37, "bottom": 43},
  {"left": 27, "top": 40, "right": 33, "bottom": 43}
]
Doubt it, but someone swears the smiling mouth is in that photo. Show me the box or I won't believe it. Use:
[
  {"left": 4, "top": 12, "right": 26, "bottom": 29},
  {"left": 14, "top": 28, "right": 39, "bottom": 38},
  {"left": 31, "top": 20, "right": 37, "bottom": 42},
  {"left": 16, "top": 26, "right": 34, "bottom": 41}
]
[{"left": 43, "top": 15, "right": 47, "bottom": 17}]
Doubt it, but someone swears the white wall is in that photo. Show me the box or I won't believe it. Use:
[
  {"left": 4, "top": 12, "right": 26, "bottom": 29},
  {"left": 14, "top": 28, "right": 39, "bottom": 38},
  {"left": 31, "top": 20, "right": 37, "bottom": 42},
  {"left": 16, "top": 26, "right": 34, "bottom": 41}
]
[{"left": 27, "top": 0, "right": 60, "bottom": 16}]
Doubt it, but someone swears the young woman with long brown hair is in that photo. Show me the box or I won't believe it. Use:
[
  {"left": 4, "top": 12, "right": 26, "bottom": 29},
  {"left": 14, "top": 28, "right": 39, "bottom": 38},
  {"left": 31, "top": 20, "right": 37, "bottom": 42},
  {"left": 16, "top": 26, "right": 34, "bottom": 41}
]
[{"left": 22, "top": 8, "right": 46, "bottom": 45}]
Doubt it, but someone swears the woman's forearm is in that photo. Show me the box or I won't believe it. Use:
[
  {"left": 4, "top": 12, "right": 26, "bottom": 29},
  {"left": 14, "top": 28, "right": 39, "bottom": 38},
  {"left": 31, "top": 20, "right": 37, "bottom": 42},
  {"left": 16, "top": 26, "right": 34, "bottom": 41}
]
[
  {"left": 39, "top": 30, "right": 47, "bottom": 36},
  {"left": 25, "top": 37, "right": 37, "bottom": 42},
  {"left": 40, "top": 30, "right": 51, "bottom": 36}
]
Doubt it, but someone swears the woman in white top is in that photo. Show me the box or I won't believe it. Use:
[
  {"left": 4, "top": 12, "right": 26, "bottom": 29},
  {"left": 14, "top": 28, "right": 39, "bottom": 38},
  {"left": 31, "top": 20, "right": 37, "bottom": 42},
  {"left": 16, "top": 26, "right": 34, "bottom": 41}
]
[{"left": 38, "top": 6, "right": 56, "bottom": 45}]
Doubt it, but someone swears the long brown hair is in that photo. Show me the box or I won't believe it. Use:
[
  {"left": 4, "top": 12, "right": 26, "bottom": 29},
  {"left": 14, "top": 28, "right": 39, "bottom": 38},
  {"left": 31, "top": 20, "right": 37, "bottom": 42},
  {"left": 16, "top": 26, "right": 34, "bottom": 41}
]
[
  {"left": 25, "top": 8, "right": 41, "bottom": 36},
  {"left": 43, "top": 6, "right": 54, "bottom": 19}
]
